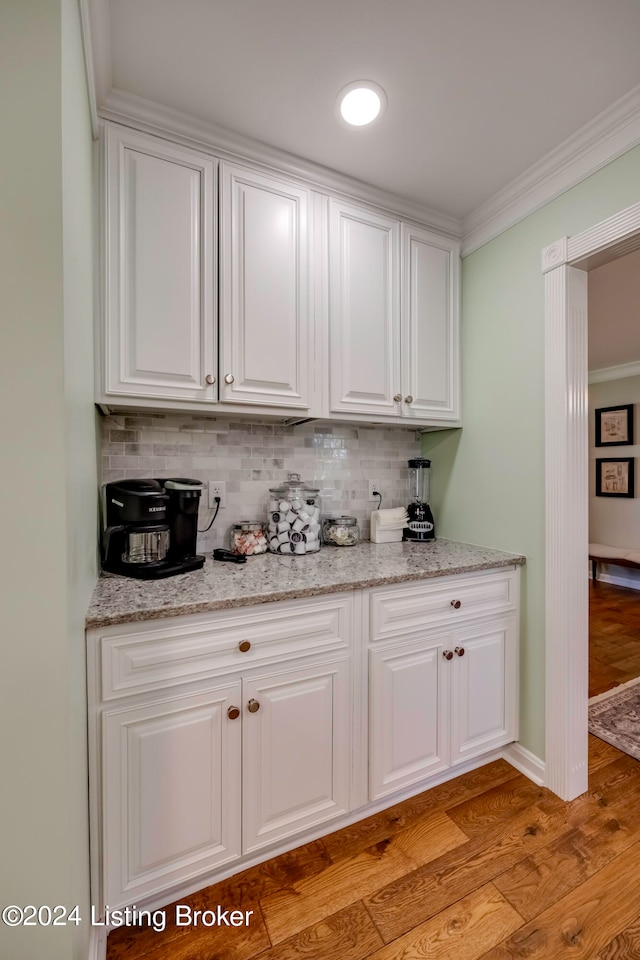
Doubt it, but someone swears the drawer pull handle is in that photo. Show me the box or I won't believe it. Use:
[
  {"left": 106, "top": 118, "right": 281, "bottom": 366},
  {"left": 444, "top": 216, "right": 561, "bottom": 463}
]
[
  {"left": 405, "top": 395, "right": 414, "bottom": 404},
  {"left": 205, "top": 374, "right": 216, "bottom": 385},
  {"left": 227, "top": 706, "right": 240, "bottom": 720},
  {"left": 224, "top": 373, "right": 235, "bottom": 384},
  {"left": 239, "top": 640, "right": 251, "bottom": 653},
  {"left": 455, "top": 647, "right": 465, "bottom": 657},
  {"left": 393, "top": 393, "right": 402, "bottom": 402},
  {"left": 247, "top": 699, "right": 260, "bottom": 713},
  {"left": 443, "top": 650, "right": 453, "bottom": 661},
  {"left": 451, "top": 599, "right": 461, "bottom": 609}
]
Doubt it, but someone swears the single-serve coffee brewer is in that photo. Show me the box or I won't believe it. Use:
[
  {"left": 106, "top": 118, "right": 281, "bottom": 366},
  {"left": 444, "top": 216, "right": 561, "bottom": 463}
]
[{"left": 102, "top": 478, "right": 206, "bottom": 579}]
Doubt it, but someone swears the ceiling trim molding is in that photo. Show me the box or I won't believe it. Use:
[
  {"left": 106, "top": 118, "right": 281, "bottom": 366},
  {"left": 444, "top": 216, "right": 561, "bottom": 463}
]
[
  {"left": 98, "top": 89, "right": 461, "bottom": 237},
  {"left": 588, "top": 360, "right": 640, "bottom": 384},
  {"left": 78, "top": 0, "right": 111, "bottom": 141},
  {"left": 462, "top": 84, "right": 640, "bottom": 257}
]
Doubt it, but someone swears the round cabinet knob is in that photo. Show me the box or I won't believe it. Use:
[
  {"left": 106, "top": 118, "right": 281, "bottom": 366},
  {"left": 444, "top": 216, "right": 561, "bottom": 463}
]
[
  {"left": 247, "top": 699, "right": 260, "bottom": 713},
  {"left": 451, "top": 599, "right": 462, "bottom": 609},
  {"left": 204, "top": 374, "right": 216, "bottom": 385},
  {"left": 224, "top": 374, "right": 235, "bottom": 384},
  {"left": 443, "top": 650, "right": 454, "bottom": 661},
  {"left": 455, "top": 647, "right": 465, "bottom": 657},
  {"left": 393, "top": 393, "right": 402, "bottom": 403},
  {"left": 238, "top": 640, "right": 251, "bottom": 653},
  {"left": 405, "top": 395, "right": 414, "bottom": 404},
  {"left": 227, "top": 706, "right": 240, "bottom": 720}
]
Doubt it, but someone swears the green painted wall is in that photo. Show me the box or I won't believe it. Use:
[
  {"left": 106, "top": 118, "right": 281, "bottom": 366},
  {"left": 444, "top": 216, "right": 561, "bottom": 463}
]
[
  {"left": 0, "top": 2, "right": 97, "bottom": 957},
  {"left": 424, "top": 146, "right": 640, "bottom": 759}
]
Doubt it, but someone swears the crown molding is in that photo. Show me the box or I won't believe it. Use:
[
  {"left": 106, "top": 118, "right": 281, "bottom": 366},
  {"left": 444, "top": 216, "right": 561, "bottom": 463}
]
[
  {"left": 462, "top": 84, "right": 640, "bottom": 257},
  {"left": 588, "top": 360, "right": 640, "bottom": 384},
  {"left": 78, "top": 0, "right": 111, "bottom": 140},
  {"left": 98, "top": 90, "right": 461, "bottom": 238}
]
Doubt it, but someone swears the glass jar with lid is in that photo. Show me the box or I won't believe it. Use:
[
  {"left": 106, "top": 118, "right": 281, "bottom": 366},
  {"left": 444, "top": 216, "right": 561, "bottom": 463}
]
[
  {"left": 267, "top": 473, "right": 322, "bottom": 555},
  {"left": 322, "top": 516, "right": 360, "bottom": 547},
  {"left": 229, "top": 521, "right": 268, "bottom": 555}
]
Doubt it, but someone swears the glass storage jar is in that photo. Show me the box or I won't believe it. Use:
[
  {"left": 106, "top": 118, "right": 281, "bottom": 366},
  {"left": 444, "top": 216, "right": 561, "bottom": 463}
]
[
  {"left": 322, "top": 516, "right": 360, "bottom": 547},
  {"left": 267, "top": 473, "right": 322, "bottom": 555},
  {"left": 229, "top": 521, "right": 268, "bottom": 555}
]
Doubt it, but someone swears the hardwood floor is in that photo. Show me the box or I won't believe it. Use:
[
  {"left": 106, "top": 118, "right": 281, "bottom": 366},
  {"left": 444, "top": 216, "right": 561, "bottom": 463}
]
[
  {"left": 104, "top": 580, "right": 640, "bottom": 960},
  {"left": 106, "top": 741, "right": 640, "bottom": 960},
  {"left": 589, "top": 579, "right": 640, "bottom": 697}
]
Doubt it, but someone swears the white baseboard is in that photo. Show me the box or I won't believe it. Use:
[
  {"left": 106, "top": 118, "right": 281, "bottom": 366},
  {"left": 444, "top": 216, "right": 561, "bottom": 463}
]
[
  {"left": 87, "top": 925, "right": 107, "bottom": 960},
  {"left": 502, "top": 742, "right": 545, "bottom": 785},
  {"left": 592, "top": 570, "right": 640, "bottom": 591}
]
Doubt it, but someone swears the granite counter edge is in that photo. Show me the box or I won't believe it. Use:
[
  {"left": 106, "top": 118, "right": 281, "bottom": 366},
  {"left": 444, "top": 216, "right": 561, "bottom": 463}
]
[{"left": 85, "top": 554, "right": 526, "bottom": 630}]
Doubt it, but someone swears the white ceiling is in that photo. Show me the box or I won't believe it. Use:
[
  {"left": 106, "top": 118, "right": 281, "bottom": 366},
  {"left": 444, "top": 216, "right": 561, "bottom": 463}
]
[{"left": 105, "top": 0, "right": 640, "bottom": 223}]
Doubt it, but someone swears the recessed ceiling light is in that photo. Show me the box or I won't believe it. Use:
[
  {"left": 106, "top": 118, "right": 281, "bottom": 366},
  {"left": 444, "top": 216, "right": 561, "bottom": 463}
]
[{"left": 337, "top": 81, "right": 387, "bottom": 127}]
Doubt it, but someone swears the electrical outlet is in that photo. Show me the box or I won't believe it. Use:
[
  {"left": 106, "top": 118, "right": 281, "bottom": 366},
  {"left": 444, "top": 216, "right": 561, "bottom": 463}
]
[
  {"left": 208, "top": 481, "right": 226, "bottom": 509},
  {"left": 368, "top": 480, "right": 380, "bottom": 501}
]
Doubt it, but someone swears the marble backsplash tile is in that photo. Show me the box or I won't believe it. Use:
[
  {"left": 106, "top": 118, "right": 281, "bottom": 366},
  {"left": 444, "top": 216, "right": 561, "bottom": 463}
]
[{"left": 100, "top": 412, "right": 421, "bottom": 552}]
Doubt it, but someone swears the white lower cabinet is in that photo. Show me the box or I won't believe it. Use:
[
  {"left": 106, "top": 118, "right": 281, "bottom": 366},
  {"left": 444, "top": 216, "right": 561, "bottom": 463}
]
[
  {"left": 89, "top": 568, "right": 519, "bottom": 914},
  {"left": 102, "top": 681, "right": 241, "bottom": 908},
  {"left": 369, "top": 574, "right": 519, "bottom": 801},
  {"left": 100, "top": 655, "right": 350, "bottom": 910},
  {"left": 370, "top": 634, "right": 450, "bottom": 799},
  {"left": 242, "top": 658, "right": 350, "bottom": 853}
]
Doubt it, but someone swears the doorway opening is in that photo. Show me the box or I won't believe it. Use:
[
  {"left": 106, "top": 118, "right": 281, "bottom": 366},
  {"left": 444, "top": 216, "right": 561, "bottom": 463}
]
[{"left": 543, "top": 201, "right": 640, "bottom": 800}]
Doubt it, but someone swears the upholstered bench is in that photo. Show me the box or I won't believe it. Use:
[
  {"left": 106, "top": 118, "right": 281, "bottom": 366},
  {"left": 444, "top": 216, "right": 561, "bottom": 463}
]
[{"left": 589, "top": 543, "right": 640, "bottom": 581}]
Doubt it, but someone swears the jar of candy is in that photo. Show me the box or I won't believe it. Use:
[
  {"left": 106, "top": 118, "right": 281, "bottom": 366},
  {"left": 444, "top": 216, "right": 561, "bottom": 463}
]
[
  {"left": 322, "top": 516, "right": 360, "bottom": 546},
  {"left": 229, "top": 521, "right": 268, "bottom": 555},
  {"left": 267, "top": 473, "right": 322, "bottom": 555}
]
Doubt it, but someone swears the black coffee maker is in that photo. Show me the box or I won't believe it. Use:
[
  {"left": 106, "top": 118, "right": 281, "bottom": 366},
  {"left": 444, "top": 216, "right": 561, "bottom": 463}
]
[{"left": 102, "top": 478, "right": 206, "bottom": 579}]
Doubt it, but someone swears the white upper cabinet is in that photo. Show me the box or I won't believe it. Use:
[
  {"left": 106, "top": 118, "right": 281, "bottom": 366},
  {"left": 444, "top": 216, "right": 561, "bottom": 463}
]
[
  {"left": 328, "top": 199, "right": 401, "bottom": 417},
  {"left": 401, "top": 224, "right": 460, "bottom": 421},
  {"left": 328, "top": 200, "right": 460, "bottom": 424},
  {"left": 103, "top": 125, "right": 217, "bottom": 402},
  {"left": 100, "top": 123, "right": 460, "bottom": 424},
  {"left": 220, "top": 164, "right": 312, "bottom": 408}
]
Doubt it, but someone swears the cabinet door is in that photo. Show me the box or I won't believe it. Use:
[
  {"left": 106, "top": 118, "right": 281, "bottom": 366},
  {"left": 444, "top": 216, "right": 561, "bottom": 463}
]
[
  {"left": 369, "top": 636, "right": 450, "bottom": 800},
  {"left": 329, "top": 200, "right": 401, "bottom": 416},
  {"left": 220, "top": 163, "right": 311, "bottom": 408},
  {"left": 450, "top": 617, "right": 518, "bottom": 764},
  {"left": 401, "top": 224, "right": 460, "bottom": 421},
  {"left": 102, "top": 682, "right": 241, "bottom": 908},
  {"left": 104, "top": 125, "right": 217, "bottom": 402},
  {"left": 242, "top": 658, "right": 350, "bottom": 853}
]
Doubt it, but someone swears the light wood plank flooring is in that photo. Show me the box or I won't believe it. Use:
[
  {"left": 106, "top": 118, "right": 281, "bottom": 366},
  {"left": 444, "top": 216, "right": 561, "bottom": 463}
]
[{"left": 104, "top": 580, "right": 640, "bottom": 960}]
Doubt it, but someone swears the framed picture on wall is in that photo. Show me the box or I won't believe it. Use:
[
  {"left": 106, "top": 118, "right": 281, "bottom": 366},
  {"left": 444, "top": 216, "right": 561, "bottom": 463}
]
[
  {"left": 595, "top": 404, "right": 634, "bottom": 446},
  {"left": 596, "top": 457, "right": 635, "bottom": 497}
]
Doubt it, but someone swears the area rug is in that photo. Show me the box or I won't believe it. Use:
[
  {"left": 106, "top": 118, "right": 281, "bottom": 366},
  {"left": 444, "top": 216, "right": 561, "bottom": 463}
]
[{"left": 589, "top": 677, "right": 640, "bottom": 761}]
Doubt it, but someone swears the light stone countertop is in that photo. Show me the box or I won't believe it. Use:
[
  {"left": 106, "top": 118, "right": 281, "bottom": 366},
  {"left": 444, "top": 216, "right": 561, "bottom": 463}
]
[{"left": 86, "top": 539, "right": 526, "bottom": 629}]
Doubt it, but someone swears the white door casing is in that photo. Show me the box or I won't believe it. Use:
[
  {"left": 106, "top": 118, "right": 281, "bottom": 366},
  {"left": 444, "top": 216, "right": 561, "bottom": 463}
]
[{"left": 543, "top": 201, "right": 640, "bottom": 801}]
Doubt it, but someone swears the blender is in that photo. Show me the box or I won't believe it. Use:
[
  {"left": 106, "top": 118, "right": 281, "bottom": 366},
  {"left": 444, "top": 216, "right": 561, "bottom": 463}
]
[{"left": 403, "top": 458, "right": 436, "bottom": 542}]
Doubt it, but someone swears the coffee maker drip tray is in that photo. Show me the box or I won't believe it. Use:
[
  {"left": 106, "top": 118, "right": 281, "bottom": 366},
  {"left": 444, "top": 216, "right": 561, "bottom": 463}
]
[{"left": 113, "top": 555, "right": 205, "bottom": 580}]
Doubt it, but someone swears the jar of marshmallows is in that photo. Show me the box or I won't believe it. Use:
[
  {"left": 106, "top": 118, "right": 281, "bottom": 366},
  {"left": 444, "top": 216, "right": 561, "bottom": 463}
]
[
  {"left": 267, "top": 473, "right": 322, "bottom": 555},
  {"left": 229, "top": 521, "right": 268, "bottom": 555}
]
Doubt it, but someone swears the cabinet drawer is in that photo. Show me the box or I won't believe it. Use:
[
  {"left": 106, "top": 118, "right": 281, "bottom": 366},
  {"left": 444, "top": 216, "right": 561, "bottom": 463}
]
[
  {"left": 96, "top": 594, "right": 354, "bottom": 700},
  {"left": 370, "top": 569, "right": 518, "bottom": 642}
]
